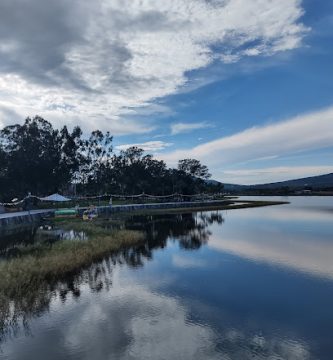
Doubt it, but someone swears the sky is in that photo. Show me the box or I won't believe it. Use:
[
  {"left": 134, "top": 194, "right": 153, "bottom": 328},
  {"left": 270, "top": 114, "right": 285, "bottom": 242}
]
[{"left": 0, "top": 0, "right": 332, "bottom": 184}]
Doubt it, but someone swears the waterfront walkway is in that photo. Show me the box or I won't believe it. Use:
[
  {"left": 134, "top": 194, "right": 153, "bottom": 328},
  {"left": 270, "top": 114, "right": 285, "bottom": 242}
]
[
  {"left": 0, "top": 209, "right": 54, "bottom": 219},
  {"left": 0, "top": 200, "right": 231, "bottom": 229}
]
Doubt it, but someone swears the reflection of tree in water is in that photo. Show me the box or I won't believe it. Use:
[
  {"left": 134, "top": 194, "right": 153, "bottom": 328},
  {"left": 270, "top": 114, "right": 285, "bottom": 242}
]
[
  {"left": 0, "top": 227, "right": 88, "bottom": 260},
  {"left": 0, "top": 227, "right": 37, "bottom": 258},
  {"left": 0, "top": 211, "right": 224, "bottom": 344},
  {"left": 0, "top": 258, "right": 115, "bottom": 345},
  {"left": 123, "top": 211, "right": 224, "bottom": 257}
]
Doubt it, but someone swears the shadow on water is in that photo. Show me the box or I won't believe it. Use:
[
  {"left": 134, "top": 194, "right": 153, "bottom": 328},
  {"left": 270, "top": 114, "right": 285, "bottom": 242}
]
[
  {"left": 0, "top": 211, "right": 224, "bottom": 344},
  {"left": 0, "top": 227, "right": 38, "bottom": 258},
  {"left": 120, "top": 212, "right": 224, "bottom": 261},
  {"left": 0, "top": 226, "right": 88, "bottom": 260}
]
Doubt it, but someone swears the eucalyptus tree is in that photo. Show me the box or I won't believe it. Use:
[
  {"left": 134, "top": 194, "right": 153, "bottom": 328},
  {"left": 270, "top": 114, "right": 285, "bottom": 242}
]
[
  {"left": 0, "top": 116, "right": 218, "bottom": 201},
  {"left": 77, "top": 130, "right": 113, "bottom": 193},
  {"left": 0, "top": 116, "right": 83, "bottom": 199},
  {"left": 110, "top": 147, "right": 168, "bottom": 195},
  {"left": 178, "top": 159, "right": 211, "bottom": 180}
]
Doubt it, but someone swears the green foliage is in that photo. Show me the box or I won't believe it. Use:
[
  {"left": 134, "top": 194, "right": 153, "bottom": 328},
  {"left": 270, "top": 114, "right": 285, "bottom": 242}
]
[
  {"left": 0, "top": 227, "right": 143, "bottom": 299},
  {"left": 178, "top": 158, "right": 211, "bottom": 180},
  {"left": 0, "top": 117, "right": 83, "bottom": 199},
  {"left": 0, "top": 116, "right": 222, "bottom": 201},
  {"left": 105, "top": 146, "right": 168, "bottom": 195},
  {"left": 0, "top": 117, "right": 112, "bottom": 201}
]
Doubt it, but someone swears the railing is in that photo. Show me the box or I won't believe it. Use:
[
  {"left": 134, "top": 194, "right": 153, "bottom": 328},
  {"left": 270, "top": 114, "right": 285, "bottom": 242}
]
[{"left": 1, "top": 192, "right": 224, "bottom": 208}]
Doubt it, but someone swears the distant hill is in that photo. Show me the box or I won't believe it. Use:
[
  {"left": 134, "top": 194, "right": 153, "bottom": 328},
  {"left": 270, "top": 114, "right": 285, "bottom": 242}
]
[
  {"left": 223, "top": 173, "right": 333, "bottom": 191},
  {"left": 205, "top": 179, "right": 222, "bottom": 186}
]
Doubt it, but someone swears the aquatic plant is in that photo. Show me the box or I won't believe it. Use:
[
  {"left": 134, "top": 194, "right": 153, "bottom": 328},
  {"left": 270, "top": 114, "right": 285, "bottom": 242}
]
[
  {"left": 0, "top": 211, "right": 228, "bottom": 343},
  {"left": 0, "top": 226, "right": 143, "bottom": 299}
]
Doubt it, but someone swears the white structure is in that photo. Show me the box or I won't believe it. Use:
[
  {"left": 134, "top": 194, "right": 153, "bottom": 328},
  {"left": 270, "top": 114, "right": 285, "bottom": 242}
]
[{"left": 40, "top": 193, "right": 71, "bottom": 202}]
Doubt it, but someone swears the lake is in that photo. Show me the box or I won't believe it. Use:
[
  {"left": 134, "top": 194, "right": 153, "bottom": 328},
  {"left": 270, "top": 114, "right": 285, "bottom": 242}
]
[{"left": 0, "top": 196, "right": 333, "bottom": 359}]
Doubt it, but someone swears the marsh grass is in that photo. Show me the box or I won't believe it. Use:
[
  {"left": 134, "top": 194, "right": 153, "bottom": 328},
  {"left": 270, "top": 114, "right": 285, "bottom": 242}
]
[
  {"left": 0, "top": 222, "right": 144, "bottom": 299},
  {"left": 123, "top": 200, "right": 289, "bottom": 215},
  {"left": 0, "top": 219, "right": 144, "bottom": 343}
]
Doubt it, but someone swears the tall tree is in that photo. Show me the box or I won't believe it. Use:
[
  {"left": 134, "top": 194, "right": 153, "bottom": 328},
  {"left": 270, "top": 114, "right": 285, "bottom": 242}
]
[
  {"left": 109, "top": 147, "right": 167, "bottom": 195},
  {"left": 0, "top": 116, "right": 220, "bottom": 201},
  {"left": 0, "top": 146, "right": 8, "bottom": 201},
  {"left": 178, "top": 159, "right": 211, "bottom": 180},
  {"left": 78, "top": 130, "right": 113, "bottom": 193},
  {"left": 0, "top": 116, "right": 83, "bottom": 199}
]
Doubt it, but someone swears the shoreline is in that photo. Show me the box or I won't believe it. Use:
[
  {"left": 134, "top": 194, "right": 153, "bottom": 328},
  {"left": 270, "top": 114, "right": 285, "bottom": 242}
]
[
  {"left": 0, "top": 200, "right": 288, "bottom": 231},
  {"left": 0, "top": 227, "right": 144, "bottom": 300},
  {"left": 115, "top": 200, "right": 289, "bottom": 215},
  {"left": 0, "top": 200, "right": 287, "bottom": 306}
]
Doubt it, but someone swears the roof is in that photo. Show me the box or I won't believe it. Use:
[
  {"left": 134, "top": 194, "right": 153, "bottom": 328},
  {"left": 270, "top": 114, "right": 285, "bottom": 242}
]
[{"left": 40, "top": 193, "right": 71, "bottom": 202}]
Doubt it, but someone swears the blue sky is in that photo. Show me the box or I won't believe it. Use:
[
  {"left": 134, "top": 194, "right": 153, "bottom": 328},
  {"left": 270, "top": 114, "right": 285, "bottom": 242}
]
[{"left": 0, "top": 0, "right": 332, "bottom": 184}]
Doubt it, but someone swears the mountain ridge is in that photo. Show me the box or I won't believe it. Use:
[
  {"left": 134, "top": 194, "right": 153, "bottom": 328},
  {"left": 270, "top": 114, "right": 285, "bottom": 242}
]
[{"left": 222, "top": 172, "right": 333, "bottom": 190}]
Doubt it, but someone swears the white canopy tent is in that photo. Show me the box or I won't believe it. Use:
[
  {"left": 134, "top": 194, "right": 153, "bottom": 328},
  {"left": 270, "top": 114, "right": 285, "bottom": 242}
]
[{"left": 40, "top": 193, "right": 71, "bottom": 202}]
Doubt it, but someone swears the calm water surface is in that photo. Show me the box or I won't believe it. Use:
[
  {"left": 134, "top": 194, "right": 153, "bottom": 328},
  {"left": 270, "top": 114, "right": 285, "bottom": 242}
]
[{"left": 0, "top": 196, "right": 333, "bottom": 359}]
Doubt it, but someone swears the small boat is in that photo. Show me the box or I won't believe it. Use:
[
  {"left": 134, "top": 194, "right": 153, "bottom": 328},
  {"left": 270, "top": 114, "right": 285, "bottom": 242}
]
[
  {"left": 82, "top": 206, "right": 98, "bottom": 221},
  {"left": 55, "top": 209, "right": 77, "bottom": 217}
]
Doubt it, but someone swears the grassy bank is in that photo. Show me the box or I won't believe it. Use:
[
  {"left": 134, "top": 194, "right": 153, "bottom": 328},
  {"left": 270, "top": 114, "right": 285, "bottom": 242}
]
[
  {"left": 0, "top": 200, "right": 287, "bottom": 297},
  {"left": 120, "top": 200, "right": 289, "bottom": 215},
  {"left": 0, "top": 224, "right": 143, "bottom": 299},
  {"left": 229, "top": 200, "right": 289, "bottom": 208}
]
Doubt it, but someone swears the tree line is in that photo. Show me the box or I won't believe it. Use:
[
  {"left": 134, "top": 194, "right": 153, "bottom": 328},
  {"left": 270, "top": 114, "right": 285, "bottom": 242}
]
[{"left": 0, "top": 116, "right": 223, "bottom": 202}]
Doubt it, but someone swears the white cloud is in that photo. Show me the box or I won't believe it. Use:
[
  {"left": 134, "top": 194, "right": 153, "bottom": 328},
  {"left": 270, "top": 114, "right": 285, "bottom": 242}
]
[
  {"left": 171, "top": 121, "right": 212, "bottom": 135},
  {"left": 0, "top": 0, "right": 307, "bottom": 132},
  {"left": 219, "top": 53, "right": 241, "bottom": 64},
  {"left": 116, "top": 141, "right": 173, "bottom": 152},
  {"left": 162, "top": 106, "right": 333, "bottom": 182}
]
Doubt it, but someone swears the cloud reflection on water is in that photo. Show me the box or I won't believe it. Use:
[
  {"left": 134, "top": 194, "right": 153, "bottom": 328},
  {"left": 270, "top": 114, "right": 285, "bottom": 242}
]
[
  {"left": 9, "top": 267, "right": 310, "bottom": 360},
  {"left": 209, "top": 201, "right": 333, "bottom": 280},
  {"left": 61, "top": 268, "right": 312, "bottom": 360},
  {"left": 0, "top": 199, "right": 331, "bottom": 359}
]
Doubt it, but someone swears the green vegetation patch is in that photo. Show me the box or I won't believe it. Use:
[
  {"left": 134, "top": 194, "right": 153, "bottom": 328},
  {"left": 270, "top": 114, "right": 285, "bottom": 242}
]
[
  {"left": 0, "top": 222, "right": 144, "bottom": 299},
  {"left": 121, "top": 200, "right": 289, "bottom": 215}
]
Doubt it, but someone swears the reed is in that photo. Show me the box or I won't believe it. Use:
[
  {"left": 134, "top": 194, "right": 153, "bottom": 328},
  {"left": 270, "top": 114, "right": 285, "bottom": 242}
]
[
  {"left": 122, "top": 200, "right": 289, "bottom": 215},
  {"left": 0, "top": 226, "right": 143, "bottom": 299}
]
